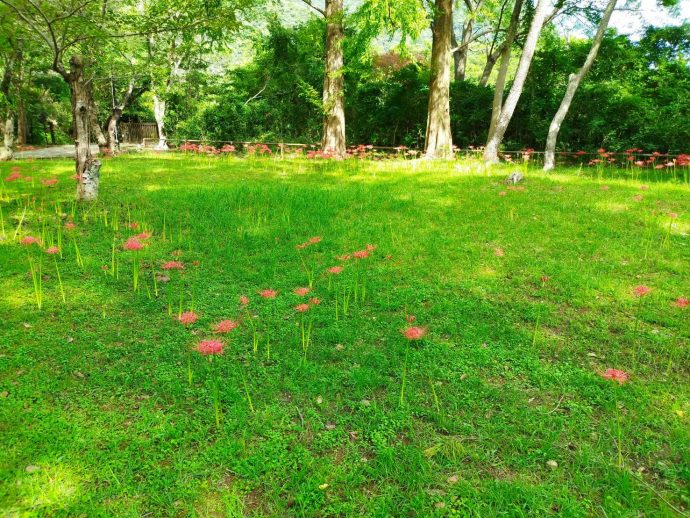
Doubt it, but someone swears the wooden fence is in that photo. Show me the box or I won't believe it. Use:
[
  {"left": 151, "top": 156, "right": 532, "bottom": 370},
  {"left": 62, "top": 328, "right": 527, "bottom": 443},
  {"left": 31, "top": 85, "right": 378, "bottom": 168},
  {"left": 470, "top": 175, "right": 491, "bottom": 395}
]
[{"left": 120, "top": 122, "right": 158, "bottom": 144}]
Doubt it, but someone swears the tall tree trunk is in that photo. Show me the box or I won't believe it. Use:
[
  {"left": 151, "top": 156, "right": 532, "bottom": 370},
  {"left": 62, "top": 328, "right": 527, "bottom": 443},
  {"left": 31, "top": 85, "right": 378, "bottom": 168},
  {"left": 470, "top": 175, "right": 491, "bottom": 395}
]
[
  {"left": 67, "top": 55, "right": 100, "bottom": 201},
  {"left": 455, "top": 19, "right": 474, "bottom": 81},
  {"left": 153, "top": 94, "right": 168, "bottom": 149},
  {"left": 321, "top": 0, "right": 345, "bottom": 157},
  {"left": 484, "top": 0, "right": 547, "bottom": 164},
  {"left": 543, "top": 0, "right": 616, "bottom": 171},
  {"left": 0, "top": 115, "right": 14, "bottom": 160},
  {"left": 486, "top": 0, "right": 523, "bottom": 145},
  {"left": 424, "top": 0, "right": 453, "bottom": 159}
]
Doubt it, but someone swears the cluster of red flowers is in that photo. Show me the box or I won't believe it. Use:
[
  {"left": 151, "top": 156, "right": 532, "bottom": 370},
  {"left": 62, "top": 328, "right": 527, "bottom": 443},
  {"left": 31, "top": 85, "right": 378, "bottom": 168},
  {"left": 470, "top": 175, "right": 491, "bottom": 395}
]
[
  {"left": 246, "top": 143, "right": 272, "bottom": 156},
  {"left": 123, "top": 237, "right": 145, "bottom": 251},
  {"left": 177, "top": 142, "right": 237, "bottom": 155}
]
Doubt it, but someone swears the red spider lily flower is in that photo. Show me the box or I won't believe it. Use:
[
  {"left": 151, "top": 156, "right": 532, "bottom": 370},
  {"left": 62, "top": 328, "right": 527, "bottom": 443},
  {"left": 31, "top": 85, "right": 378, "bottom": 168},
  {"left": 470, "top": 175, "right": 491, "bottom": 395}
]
[
  {"left": 295, "top": 303, "right": 310, "bottom": 313},
  {"left": 540, "top": 275, "right": 551, "bottom": 283},
  {"left": 328, "top": 266, "right": 343, "bottom": 274},
  {"left": 41, "top": 178, "right": 58, "bottom": 187},
  {"left": 295, "top": 242, "right": 309, "bottom": 250},
  {"left": 64, "top": 222, "right": 76, "bottom": 230},
  {"left": 192, "top": 261, "right": 200, "bottom": 267},
  {"left": 633, "top": 195, "right": 643, "bottom": 202},
  {"left": 240, "top": 295, "right": 250, "bottom": 306},
  {"left": 128, "top": 222, "right": 140, "bottom": 230},
  {"left": 655, "top": 164, "right": 665, "bottom": 170},
  {"left": 162, "top": 261, "right": 184, "bottom": 270},
  {"left": 215, "top": 319, "right": 239, "bottom": 333},
  {"left": 20, "top": 236, "right": 41, "bottom": 246},
  {"left": 137, "top": 231, "right": 152, "bottom": 240},
  {"left": 293, "top": 287, "right": 311, "bottom": 296},
  {"left": 403, "top": 326, "right": 427, "bottom": 340},
  {"left": 4, "top": 171, "right": 22, "bottom": 182},
  {"left": 640, "top": 185, "right": 649, "bottom": 191},
  {"left": 494, "top": 247, "right": 505, "bottom": 257},
  {"left": 385, "top": 255, "right": 393, "bottom": 260},
  {"left": 601, "top": 368, "right": 629, "bottom": 385},
  {"left": 44, "top": 246, "right": 60, "bottom": 255},
  {"left": 633, "top": 285, "right": 651, "bottom": 297},
  {"left": 178, "top": 311, "right": 198, "bottom": 325},
  {"left": 600, "top": 185, "right": 609, "bottom": 191},
  {"left": 101, "top": 265, "right": 109, "bottom": 271},
  {"left": 365, "top": 244, "right": 376, "bottom": 251},
  {"left": 337, "top": 254, "right": 351, "bottom": 261},
  {"left": 668, "top": 212, "right": 678, "bottom": 219},
  {"left": 259, "top": 289, "right": 278, "bottom": 299},
  {"left": 499, "top": 191, "right": 507, "bottom": 196},
  {"left": 171, "top": 250, "right": 183, "bottom": 257},
  {"left": 309, "top": 297, "right": 321, "bottom": 305},
  {"left": 406, "top": 315, "right": 416, "bottom": 323},
  {"left": 309, "top": 236, "right": 322, "bottom": 244},
  {"left": 197, "top": 339, "right": 224, "bottom": 356},
  {"left": 674, "top": 297, "right": 689, "bottom": 309},
  {"left": 71, "top": 174, "right": 80, "bottom": 181},
  {"left": 123, "top": 237, "right": 144, "bottom": 251},
  {"left": 353, "top": 250, "right": 370, "bottom": 259}
]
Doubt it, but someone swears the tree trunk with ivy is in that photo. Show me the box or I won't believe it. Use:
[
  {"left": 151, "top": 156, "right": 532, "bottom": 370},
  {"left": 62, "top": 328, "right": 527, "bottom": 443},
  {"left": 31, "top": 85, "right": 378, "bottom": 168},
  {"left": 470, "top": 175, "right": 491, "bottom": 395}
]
[
  {"left": 424, "top": 0, "right": 453, "bottom": 159},
  {"left": 321, "top": 0, "right": 346, "bottom": 157}
]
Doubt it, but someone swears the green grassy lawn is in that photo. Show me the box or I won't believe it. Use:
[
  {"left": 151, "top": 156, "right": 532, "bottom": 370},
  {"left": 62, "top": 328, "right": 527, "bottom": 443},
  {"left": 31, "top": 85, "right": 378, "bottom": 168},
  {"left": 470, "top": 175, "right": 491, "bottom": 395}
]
[{"left": 1, "top": 154, "right": 688, "bottom": 516}]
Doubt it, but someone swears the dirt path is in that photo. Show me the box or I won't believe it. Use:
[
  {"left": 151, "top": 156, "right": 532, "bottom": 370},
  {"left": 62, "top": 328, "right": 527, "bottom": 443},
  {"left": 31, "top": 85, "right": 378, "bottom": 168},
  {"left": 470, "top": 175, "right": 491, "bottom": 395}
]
[{"left": 14, "top": 145, "right": 101, "bottom": 160}]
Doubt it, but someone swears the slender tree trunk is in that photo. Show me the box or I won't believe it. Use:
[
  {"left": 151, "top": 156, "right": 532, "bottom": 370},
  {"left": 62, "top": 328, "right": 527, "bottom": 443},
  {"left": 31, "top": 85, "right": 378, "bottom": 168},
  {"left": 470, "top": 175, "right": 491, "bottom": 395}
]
[
  {"left": 479, "top": 46, "right": 501, "bottom": 87},
  {"left": 0, "top": 115, "right": 14, "bottom": 160},
  {"left": 16, "top": 98, "right": 26, "bottom": 145},
  {"left": 153, "top": 94, "right": 168, "bottom": 149},
  {"left": 105, "top": 108, "right": 122, "bottom": 155},
  {"left": 486, "top": 0, "right": 523, "bottom": 145},
  {"left": 48, "top": 119, "right": 57, "bottom": 145},
  {"left": 321, "top": 0, "right": 346, "bottom": 157},
  {"left": 484, "top": 0, "right": 547, "bottom": 164},
  {"left": 424, "top": 0, "right": 453, "bottom": 159},
  {"left": 455, "top": 19, "right": 474, "bottom": 81},
  {"left": 451, "top": 29, "right": 460, "bottom": 80},
  {"left": 67, "top": 55, "right": 100, "bottom": 201},
  {"left": 90, "top": 105, "right": 108, "bottom": 154},
  {"left": 543, "top": 0, "right": 616, "bottom": 171}
]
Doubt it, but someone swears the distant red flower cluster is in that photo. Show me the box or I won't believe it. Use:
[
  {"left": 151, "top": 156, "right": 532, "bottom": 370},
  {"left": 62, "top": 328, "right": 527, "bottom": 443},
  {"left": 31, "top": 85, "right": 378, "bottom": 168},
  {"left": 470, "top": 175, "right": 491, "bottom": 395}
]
[
  {"left": 246, "top": 143, "right": 272, "bottom": 156},
  {"left": 295, "top": 236, "right": 322, "bottom": 250}
]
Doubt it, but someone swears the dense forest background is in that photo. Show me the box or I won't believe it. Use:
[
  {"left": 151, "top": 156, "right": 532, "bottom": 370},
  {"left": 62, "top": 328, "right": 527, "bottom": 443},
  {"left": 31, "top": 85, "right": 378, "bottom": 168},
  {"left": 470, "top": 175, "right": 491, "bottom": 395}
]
[{"left": 11, "top": 18, "right": 690, "bottom": 153}]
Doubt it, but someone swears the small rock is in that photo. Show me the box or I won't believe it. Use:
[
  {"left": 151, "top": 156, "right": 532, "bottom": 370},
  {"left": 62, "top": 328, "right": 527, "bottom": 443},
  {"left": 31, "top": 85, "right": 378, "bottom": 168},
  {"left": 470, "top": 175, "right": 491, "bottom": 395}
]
[
  {"left": 447, "top": 475, "right": 459, "bottom": 484},
  {"left": 25, "top": 465, "right": 40, "bottom": 473},
  {"left": 546, "top": 460, "right": 558, "bottom": 470},
  {"left": 22, "top": 323, "right": 31, "bottom": 329},
  {"left": 587, "top": 352, "right": 597, "bottom": 357},
  {"left": 318, "top": 483, "right": 329, "bottom": 490},
  {"left": 74, "top": 371, "right": 85, "bottom": 379},
  {"left": 66, "top": 337, "right": 74, "bottom": 343},
  {"left": 325, "top": 422, "right": 336, "bottom": 430},
  {"left": 316, "top": 396, "right": 323, "bottom": 405},
  {"left": 335, "top": 344, "right": 345, "bottom": 351},
  {"left": 434, "top": 502, "right": 446, "bottom": 509}
]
